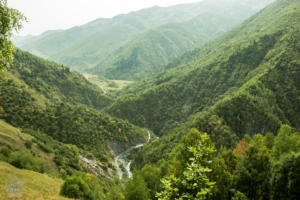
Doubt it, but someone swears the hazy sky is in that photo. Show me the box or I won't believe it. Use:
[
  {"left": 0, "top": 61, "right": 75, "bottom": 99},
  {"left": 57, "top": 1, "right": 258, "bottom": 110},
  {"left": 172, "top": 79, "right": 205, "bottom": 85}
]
[{"left": 8, "top": 0, "right": 202, "bottom": 36}]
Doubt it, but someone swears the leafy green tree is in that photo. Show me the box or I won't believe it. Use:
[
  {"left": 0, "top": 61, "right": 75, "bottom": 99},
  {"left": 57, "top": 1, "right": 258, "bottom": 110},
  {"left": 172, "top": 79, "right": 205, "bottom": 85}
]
[
  {"left": 141, "top": 164, "right": 161, "bottom": 199},
  {"left": 231, "top": 191, "right": 248, "bottom": 200},
  {"left": 0, "top": 0, "right": 25, "bottom": 69},
  {"left": 264, "top": 132, "right": 275, "bottom": 150},
  {"left": 60, "top": 176, "right": 92, "bottom": 199},
  {"left": 270, "top": 153, "right": 300, "bottom": 200},
  {"left": 272, "top": 125, "right": 300, "bottom": 159},
  {"left": 234, "top": 146, "right": 271, "bottom": 200},
  {"left": 210, "top": 150, "right": 234, "bottom": 200},
  {"left": 156, "top": 130, "right": 215, "bottom": 200},
  {"left": 124, "top": 171, "right": 150, "bottom": 200}
]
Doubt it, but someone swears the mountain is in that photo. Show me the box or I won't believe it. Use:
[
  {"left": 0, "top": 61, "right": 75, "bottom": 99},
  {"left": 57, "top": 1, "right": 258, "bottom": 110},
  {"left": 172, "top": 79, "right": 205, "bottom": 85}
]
[
  {"left": 89, "top": 9, "right": 260, "bottom": 80},
  {"left": 16, "top": 0, "right": 274, "bottom": 77},
  {"left": 9, "top": 49, "right": 112, "bottom": 109},
  {"left": 0, "top": 49, "right": 149, "bottom": 164},
  {"left": 106, "top": 0, "right": 300, "bottom": 144}
]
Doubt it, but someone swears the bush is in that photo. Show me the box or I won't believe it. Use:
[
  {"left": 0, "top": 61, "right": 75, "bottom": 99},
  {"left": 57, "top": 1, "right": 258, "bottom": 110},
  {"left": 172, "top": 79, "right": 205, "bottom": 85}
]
[
  {"left": 37, "top": 142, "right": 53, "bottom": 153},
  {"left": 25, "top": 140, "right": 33, "bottom": 149},
  {"left": 270, "top": 153, "right": 300, "bottom": 200},
  {"left": 0, "top": 146, "right": 12, "bottom": 157},
  {"left": 9, "top": 151, "right": 45, "bottom": 173},
  {"left": 0, "top": 146, "right": 12, "bottom": 162},
  {"left": 60, "top": 177, "right": 92, "bottom": 199}
]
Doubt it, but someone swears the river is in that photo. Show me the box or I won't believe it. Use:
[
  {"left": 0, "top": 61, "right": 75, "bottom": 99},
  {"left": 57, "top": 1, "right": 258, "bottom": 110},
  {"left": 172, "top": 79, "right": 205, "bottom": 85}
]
[{"left": 114, "top": 131, "right": 151, "bottom": 179}]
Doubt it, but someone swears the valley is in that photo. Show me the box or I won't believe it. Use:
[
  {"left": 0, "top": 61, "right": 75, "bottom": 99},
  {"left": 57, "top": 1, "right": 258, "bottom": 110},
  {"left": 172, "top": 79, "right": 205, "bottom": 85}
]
[{"left": 1, "top": 0, "right": 300, "bottom": 199}]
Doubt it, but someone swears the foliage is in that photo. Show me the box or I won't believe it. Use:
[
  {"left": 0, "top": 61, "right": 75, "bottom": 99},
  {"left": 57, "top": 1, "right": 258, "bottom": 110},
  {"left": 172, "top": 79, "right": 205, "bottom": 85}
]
[
  {"left": 115, "top": 0, "right": 300, "bottom": 170},
  {"left": 272, "top": 124, "right": 300, "bottom": 158},
  {"left": 129, "top": 123, "right": 300, "bottom": 200},
  {"left": 141, "top": 164, "right": 162, "bottom": 199},
  {"left": 108, "top": 0, "right": 299, "bottom": 142},
  {"left": 234, "top": 146, "right": 271, "bottom": 200},
  {"left": 0, "top": 0, "right": 25, "bottom": 70},
  {"left": 234, "top": 141, "right": 250, "bottom": 157},
  {"left": 10, "top": 49, "right": 112, "bottom": 109},
  {"left": 270, "top": 152, "right": 300, "bottom": 200},
  {"left": 156, "top": 130, "right": 215, "bottom": 200},
  {"left": 124, "top": 171, "right": 150, "bottom": 200},
  {"left": 0, "top": 70, "right": 147, "bottom": 161},
  {"left": 8, "top": 151, "right": 45, "bottom": 173},
  {"left": 60, "top": 176, "right": 92, "bottom": 199}
]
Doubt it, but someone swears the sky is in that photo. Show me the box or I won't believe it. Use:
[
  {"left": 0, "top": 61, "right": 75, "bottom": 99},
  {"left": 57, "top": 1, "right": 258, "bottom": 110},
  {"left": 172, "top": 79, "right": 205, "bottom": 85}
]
[{"left": 8, "top": 0, "right": 202, "bottom": 36}]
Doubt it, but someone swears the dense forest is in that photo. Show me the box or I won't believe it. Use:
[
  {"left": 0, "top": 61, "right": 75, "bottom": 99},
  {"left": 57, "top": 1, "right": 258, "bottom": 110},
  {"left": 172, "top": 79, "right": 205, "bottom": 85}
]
[
  {"left": 0, "top": 0, "right": 299, "bottom": 199},
  {"left": 107, "top": 0, "right": 300, "bottom": 139}
]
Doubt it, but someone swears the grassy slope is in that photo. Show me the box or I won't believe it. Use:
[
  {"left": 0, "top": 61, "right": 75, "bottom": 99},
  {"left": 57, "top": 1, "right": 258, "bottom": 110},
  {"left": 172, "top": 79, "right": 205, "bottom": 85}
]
[
  {"left": 107, "top": 0, "right": 300, "bottom": 137},
  {"left": 0, "top": 120, "right": 70, "bottom": 199},
  {"left": 0, "top": 162, "right": 70, "bottom": 200},
  {"left": 0, "top": 119, "right": 78, "bottom": 175},
  {"left": 90, "top": 0, "right": 274, "bottom": 80}
]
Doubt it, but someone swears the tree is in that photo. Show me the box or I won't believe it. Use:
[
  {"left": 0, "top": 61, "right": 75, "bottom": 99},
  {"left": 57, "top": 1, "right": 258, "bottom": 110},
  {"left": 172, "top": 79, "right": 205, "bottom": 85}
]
[
  {"left": 141, "top": 164, "right": 161, "bottom": 199},
  {"left": 234, "top": 146, "right": 271, "bottom": 200},
  {"left": 0, "top": 0, "right": 25, "bottom": 70},
  {"left": 156, "top": 130, "right": 215, "bottom": 200},
  {"left": 124, "top": 171, "right": 150, "bottom": 200},
  {"left": 60, "top": 176, "right": 92, "bottom": 199},
  {"left": 270, "top": 153, "right": 300, "bottom": 200},
  {"left": 272, "top": 125, "right": 300, "bottom": 159}
]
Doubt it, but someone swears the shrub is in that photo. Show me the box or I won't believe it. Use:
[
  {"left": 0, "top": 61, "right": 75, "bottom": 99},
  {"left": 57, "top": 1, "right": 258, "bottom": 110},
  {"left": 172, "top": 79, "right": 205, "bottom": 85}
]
[
  {"left": 25, "top": 140, "right": 33, "bottom": 149},
  {"left": 0, "top": 146, "right": 12, "bottom": 162},
  {"left": 9, "top": 151, "right": 45, "bottom": 173},
  {"left": 37, "top": 142, "right": 53, "bottom": 153},
  {"left": 60, "top": 177, "right": 92, "bottom": 199}
]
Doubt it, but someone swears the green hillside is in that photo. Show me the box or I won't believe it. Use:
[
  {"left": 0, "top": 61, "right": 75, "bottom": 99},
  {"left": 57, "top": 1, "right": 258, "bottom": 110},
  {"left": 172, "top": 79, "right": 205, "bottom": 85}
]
[
  {"left": 107, "top": 0, "right": 300, "bottom": 140},
  {"left": 0, "top": 49, "right": 149, "bottom": 163},
  {"left": 90, "top": 11, "right": 252, "bottom": 80},
  {"left": 9, "top": 49, "right": 112, "bottom": 109},
  {"left": 0, "top": 119, "right": 125, "bottom": 199},
  {"left": 16, "top": 0, "right": 273, "bottom": 74},
  {"left": 3, "top": 0, "right": 300, "bottom": 199}
]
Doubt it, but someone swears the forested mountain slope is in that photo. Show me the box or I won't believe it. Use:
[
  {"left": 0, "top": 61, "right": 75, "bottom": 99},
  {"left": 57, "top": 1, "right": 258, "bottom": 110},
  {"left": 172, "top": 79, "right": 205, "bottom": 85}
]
[
  {"left": 0, "top": 49, "right": 148, "bottom": 163},
  {"left": 89, "top": 0, "right": 274, "bottom": 80},
  {"left": 8, "top": 49, "right": 112, "bottom": 110},
  {"left": 16, "top": 0, "right": 273, "bottom": 74},
  {"left": 107, "top": 0, "right": 300, "bottom": 141}
]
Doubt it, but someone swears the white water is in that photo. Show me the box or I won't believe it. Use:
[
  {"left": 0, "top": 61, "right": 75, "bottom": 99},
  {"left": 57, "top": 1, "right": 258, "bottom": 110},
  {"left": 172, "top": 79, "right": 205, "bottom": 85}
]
[{"left": 115, "top": 131, "right": 151, "bottom": 179}]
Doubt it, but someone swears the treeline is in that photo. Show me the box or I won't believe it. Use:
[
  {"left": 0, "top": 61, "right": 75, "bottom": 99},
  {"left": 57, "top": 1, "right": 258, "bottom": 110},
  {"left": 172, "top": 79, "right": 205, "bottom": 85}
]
[{"left": 124, "top": 125, "right": 300, "bottom": 200}]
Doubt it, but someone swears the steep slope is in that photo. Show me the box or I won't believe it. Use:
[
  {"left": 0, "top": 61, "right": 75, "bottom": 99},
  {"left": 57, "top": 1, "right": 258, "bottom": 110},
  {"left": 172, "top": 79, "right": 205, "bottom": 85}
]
[
  {"left": 0, "top": 119, "right": 126, "bottom": 198},
  {"left": 90, "top": 10, "right": 257, "bottom": 80},
  {"left": 8, "top": 49, "right": 112, "bottom": 110},
  {"left": 0, "top": 162, "right": 69, "bottom": 200},
  {"left": 0, "top": 50, "right": 148, "bottom": 163},
  {"left": 16, "top": 0, "right": 274, "bottom": 73},
  {"left": 107, "top": 0, "right": 300, "bottom": 140}
]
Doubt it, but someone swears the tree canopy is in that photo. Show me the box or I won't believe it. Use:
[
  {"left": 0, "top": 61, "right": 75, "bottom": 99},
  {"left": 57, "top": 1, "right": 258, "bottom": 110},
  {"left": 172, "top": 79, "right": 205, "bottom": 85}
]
[{"left": 0, "top": 0, "right": 25, "bottom": 69}]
